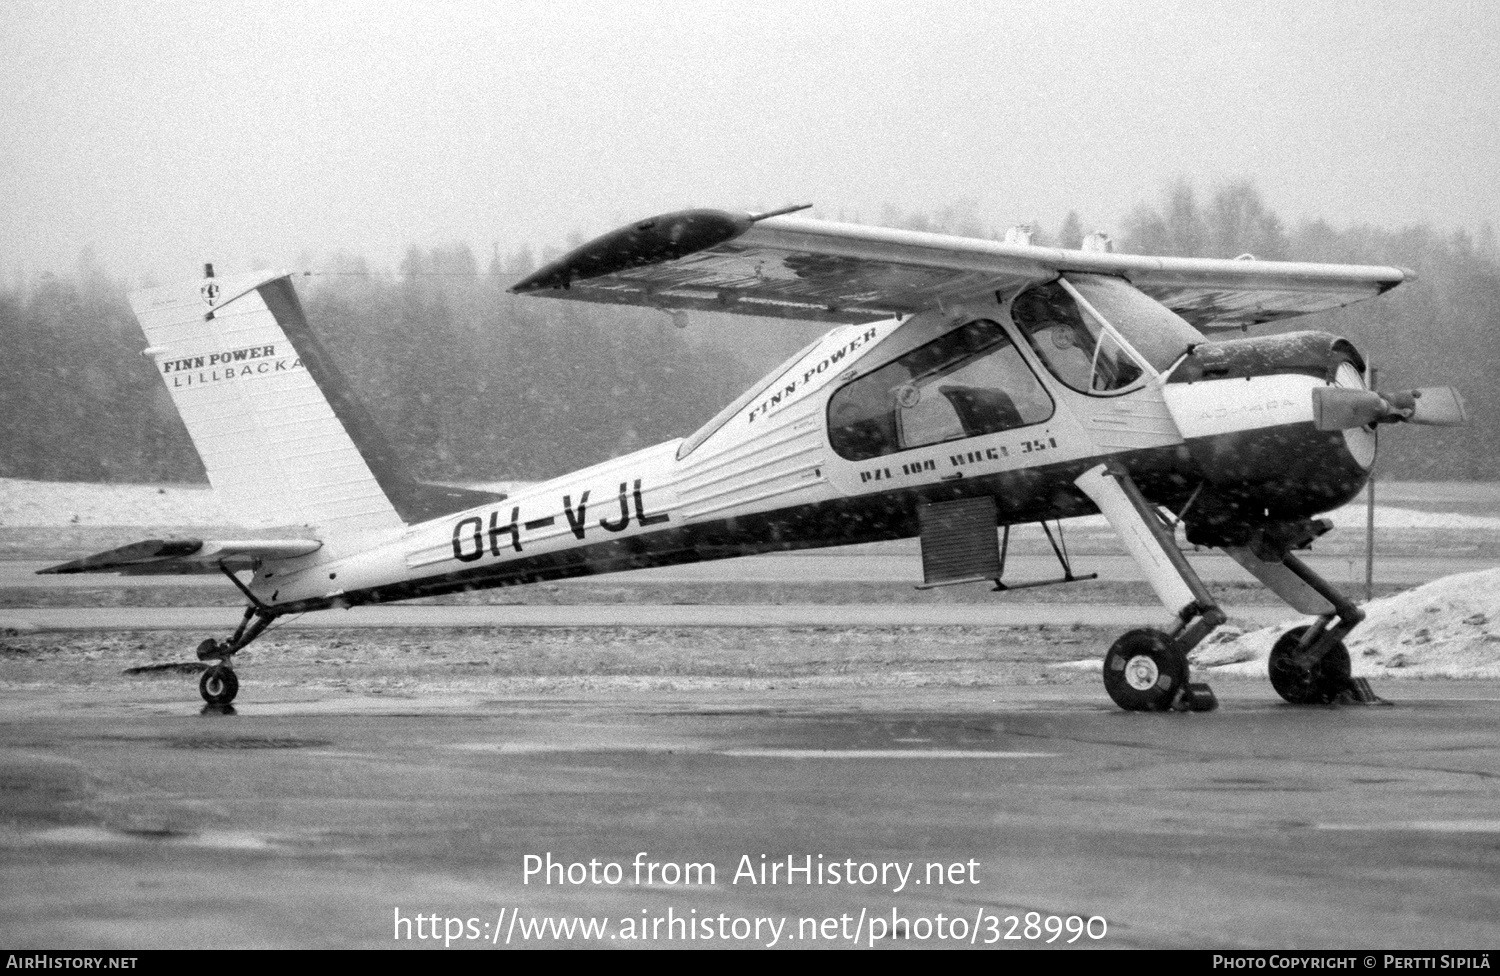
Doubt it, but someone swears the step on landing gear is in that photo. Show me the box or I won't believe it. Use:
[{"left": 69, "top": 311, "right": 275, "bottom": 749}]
[{"left": 194, "top": 604, "right": 277, "bottom": 707}]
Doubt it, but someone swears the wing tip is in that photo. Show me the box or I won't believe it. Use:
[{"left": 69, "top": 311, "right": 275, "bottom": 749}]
[
  {"left": 511, "top": 207, "right": 757, "bottom": 294},
  {"left": 1381, "top": 267, "right": 1418, "bottom": 292}
]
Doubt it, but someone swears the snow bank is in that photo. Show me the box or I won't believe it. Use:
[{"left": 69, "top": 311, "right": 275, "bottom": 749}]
[
  {"left": 1193, "top": 567, "right": 1500, "bottom": 679},
  {"left": 1322, "top": 506, "right": 1500, "bottom": 532},
  {"left": 1062, "top": 505, "right": 1500, "bottom": 534}
]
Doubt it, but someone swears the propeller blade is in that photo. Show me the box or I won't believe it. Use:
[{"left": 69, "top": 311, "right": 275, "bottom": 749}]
[
  {"left": 1312, "top": 385, "right": 1469, "bottom": 431},
  {"left": 1405, "top": 386, "right": 1468, "bottom": 427}
]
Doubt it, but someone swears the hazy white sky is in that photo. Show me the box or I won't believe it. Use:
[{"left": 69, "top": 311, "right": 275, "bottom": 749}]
[{"left": 3, "top": 0, "right": 1498, "bottom": 282}]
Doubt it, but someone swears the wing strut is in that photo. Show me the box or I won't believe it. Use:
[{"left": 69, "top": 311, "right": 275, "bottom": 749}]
[{"left": 218, "top": 560, "right": 274, "bottom": 613}]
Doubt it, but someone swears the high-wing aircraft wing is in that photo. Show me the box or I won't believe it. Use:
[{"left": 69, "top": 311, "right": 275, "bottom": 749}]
[
  {"left": 38, "top": 539, "right": 322, "bottom": 575},
  {"left": 510, "top": 208, "right": 1411, "bottom": 330}
]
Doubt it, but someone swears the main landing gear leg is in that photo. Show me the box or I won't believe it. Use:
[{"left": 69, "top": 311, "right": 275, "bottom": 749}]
[
  {"left": 1268, "top": 551, "right": 1383, "bottom": 706},
  {"left": 1222, "top": 540, "right": 1385, "bottom": 705},
  {"left": 195, "top": 604, "right": 277, "bottom": 706},
  {"left": 1076, "top": 463, "right": 1223, "bottom": 712}
]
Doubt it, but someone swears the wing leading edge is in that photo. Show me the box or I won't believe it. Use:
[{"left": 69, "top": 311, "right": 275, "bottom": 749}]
[{"left": 512, "top": 208, "right": 1411, "bottom": 329}]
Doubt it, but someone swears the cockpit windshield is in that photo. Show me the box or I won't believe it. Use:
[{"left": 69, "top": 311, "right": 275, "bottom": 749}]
[{"left": 1011, "top": 275, "right": 1205, "bottom": 395}]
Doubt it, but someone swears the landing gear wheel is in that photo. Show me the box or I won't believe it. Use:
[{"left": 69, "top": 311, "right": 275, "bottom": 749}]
[
  {"left": 199, "top": 665, "right": 239, "bottom": 706},
  {"left": 1268, "top": 626, "right": 1351, "bottom": 705},
  {"left": 1103, "top": 628, "right": 1188, "bottom": 712}
]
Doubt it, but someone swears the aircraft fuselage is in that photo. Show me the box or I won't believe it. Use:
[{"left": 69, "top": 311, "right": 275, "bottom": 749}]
[{"left": 254, "top": 280, "right": 1374, "bottom": 613}]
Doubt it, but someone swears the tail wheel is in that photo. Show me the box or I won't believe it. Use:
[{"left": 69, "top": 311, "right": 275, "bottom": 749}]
[
  {"left": 199, "top": 665, "right": 239, "bottom": 706},
  {"left": 1268, "top": 626, "right": 1352, "bottom": 705},
  {"left": 1103, "top": 628, "right": 1187, "bottom": 712}
]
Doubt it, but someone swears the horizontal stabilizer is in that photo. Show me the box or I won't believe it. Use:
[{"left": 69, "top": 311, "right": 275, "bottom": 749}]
[{"left": 38, "top": 538, "right": 323, "bottom": 576}]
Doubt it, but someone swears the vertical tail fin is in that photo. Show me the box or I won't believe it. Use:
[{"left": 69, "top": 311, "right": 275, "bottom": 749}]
[{"left": 132, "top": 269, "right": 500, "bottom": 538}]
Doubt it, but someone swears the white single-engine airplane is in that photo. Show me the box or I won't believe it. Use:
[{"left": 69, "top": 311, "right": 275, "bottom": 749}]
[{"left": 44, "top": 206, "right": 1467, "bottom": 711}]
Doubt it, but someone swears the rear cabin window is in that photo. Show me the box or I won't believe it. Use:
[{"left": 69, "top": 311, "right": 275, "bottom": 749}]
[{"left": 827, "top": 319, "right": 1052, "bottom": 461}]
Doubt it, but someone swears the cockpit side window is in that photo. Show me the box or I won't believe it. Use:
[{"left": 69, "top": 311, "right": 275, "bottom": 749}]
[
  {"left": 1012, "top": 280, "right": 1144, "bottom": 394},
  {"left": 828, "top": 319, "right": 1053, "bottom": 461},
  {"left": 1011, "top": 275, "right": 1206, "bottom": 395},
  {"left": 1064, "top": 274, "right": 1206, "bottom": 370}
]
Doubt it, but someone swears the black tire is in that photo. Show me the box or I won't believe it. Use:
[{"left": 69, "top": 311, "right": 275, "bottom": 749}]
[
  {"left": 199, "top": 665, "right": 239, "bottom": 706},
  {"left": 1268, "top": 626, "right": 1351, "bottom": 705},
  {"left": 1103, "top": 628, "right": 1187, "bottom": 711}
]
